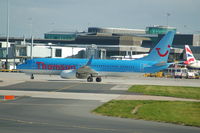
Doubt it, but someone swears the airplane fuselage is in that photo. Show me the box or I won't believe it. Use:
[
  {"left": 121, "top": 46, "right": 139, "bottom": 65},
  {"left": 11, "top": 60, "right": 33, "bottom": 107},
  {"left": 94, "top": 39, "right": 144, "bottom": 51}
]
[
  {"left": 17, "top": 31, "right": 175, "bottom": 81},
  {"left": 188, "top": 60, "right": 200, "bottom": 69},
  {"left": 18, "top": 58, "right": 169, "bottom": 76}
]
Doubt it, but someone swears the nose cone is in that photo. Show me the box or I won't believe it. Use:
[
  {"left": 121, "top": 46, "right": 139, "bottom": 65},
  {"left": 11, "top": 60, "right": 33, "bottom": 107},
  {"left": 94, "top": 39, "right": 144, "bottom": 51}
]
[{"left": 16, "top": 64, "right": 22, "bottom": 70}]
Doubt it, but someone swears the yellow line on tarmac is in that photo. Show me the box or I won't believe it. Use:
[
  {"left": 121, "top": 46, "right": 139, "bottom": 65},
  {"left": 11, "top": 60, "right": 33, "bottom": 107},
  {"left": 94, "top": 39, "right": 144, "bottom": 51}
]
[{"left": 51, "top": 83, "right": 80, "bottom": 92}]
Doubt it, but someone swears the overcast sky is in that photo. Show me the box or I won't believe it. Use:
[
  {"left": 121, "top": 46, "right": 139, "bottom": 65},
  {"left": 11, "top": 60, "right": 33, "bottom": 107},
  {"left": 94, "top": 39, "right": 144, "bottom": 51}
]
[{"left": 0, "top": 0, "right": 200, "bottom": 38}]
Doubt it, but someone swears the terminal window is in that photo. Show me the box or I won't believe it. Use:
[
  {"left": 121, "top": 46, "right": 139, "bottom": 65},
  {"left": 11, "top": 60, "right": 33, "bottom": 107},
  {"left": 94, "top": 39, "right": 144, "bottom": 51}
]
[{"left": 55, "top": 49, "right": 62, "bottom": 57}]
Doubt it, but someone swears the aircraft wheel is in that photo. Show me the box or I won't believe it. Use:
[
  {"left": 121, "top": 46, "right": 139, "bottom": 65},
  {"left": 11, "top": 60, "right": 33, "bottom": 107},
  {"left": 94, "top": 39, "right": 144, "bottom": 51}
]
[
  {"left": 96, "top": 77, "right": 102, "bottom": 82},
  {"left": 31, "top": 74, "right": 34, "bottom": 79},
  {"left": 87, "top": 76, "right": 93, "bottom": 82}
]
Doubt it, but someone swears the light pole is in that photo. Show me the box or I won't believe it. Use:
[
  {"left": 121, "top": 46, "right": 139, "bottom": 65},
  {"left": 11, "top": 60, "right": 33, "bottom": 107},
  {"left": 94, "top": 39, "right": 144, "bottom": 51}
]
[
  {"left": 28, "top": 18, "right": 33, "bottom": 59},
  {"left": 166, "top": 12, "right": 171, "bottom": 26},
  {"left": 5, "top": 0, "right": 10, "bottom": 69},
  {"left": 28, "top": 17, "right": 33, "bottom": 38}
]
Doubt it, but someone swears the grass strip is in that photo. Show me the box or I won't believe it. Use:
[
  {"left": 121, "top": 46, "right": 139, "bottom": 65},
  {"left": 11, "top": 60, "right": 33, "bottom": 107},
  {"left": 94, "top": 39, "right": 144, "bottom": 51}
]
[
  {"left": 93, "top": 100, "right": 200, "bottom": 127},
  {"left": 128, "top": 85, "right": 200, "bottom": 99}
]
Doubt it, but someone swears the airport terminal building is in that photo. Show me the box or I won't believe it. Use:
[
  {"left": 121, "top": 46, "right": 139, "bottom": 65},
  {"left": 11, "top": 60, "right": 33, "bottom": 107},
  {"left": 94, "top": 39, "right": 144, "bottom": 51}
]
[
  {"left": 0, "top": 25, "right": 200, "bottom": 69},
  {"left": 43, "top": 26, "right": 200, "bottom": 60}
]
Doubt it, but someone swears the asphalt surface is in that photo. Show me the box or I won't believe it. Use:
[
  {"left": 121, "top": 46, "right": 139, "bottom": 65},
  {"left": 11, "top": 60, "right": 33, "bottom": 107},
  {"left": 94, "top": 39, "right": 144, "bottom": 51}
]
[
  {"left": 0, "top": 81, "right": 133, "bottom": 95},
  {"left": 0, "top": 73, "right": 200, "bottom": 133},
  {"left": 1, "top": 97, "right": 200, "bottom": 133}
]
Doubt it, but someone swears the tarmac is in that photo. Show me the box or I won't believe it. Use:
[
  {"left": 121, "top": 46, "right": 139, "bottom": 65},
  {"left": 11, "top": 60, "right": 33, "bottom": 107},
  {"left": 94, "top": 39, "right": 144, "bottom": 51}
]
[
  {"left": 1, "top": 72, "right": 200, "bottom": 87},
  {"left": 0, "top": 72, "right": 200, "bottom": 133}
]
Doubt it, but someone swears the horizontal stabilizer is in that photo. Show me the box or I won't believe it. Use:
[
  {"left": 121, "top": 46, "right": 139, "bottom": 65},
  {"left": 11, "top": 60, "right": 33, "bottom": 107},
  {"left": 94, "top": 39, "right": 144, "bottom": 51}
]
[{"left": 153, "top": 62, "right": 168, "bottom": 67}]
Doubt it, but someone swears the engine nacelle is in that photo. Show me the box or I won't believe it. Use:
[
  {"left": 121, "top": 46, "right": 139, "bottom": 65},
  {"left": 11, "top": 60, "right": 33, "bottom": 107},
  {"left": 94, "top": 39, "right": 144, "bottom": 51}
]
[{"left": 60, "top": 70, "right": 76, "bottom": 79}]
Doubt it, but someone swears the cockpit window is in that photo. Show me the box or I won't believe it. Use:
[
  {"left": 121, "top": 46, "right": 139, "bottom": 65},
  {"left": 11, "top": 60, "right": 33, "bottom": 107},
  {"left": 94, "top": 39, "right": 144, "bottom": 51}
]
[{"left": 25, "top": 60, "right": 33, "bottom": 64}]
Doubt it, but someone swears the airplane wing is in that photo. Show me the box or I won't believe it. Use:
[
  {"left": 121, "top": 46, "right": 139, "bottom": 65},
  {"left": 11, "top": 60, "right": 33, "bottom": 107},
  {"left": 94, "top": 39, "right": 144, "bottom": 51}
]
[
  {"left": 85, "top": 55, "right": 94, "bottom": 66},
  {"left": 75, "top": 56, "right": 99, "bottom": 81},
  {"left": 76, "top": 65, "right": 98, "bottom": 77},
  {"left": 60, "top": 56, "right": 100, "bottom": 82},
  {"left": 77, "top": 55, "right": 98, "bottom": 76}
]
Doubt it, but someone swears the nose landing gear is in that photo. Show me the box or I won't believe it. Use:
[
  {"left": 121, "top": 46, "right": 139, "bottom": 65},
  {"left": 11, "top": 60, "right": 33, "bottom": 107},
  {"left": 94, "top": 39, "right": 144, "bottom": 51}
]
[{"left": 30, "top": 74, "right": 34, "bottom": 79}]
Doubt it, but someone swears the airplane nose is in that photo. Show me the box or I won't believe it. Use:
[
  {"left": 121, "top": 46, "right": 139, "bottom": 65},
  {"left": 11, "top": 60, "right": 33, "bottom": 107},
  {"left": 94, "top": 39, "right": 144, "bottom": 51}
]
[
  {"left": 16, "top": 64, "right": 20, "bottom": 69},
  {"left": 16, "top": 63, "right": 24, "bottom": 70}
]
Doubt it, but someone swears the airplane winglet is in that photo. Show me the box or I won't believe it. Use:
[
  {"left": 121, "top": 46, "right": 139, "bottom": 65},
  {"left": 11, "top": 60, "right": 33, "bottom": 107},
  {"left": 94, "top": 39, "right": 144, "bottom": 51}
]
[{"left": 86, "top": 55, "right": 94, "bottom": 66}]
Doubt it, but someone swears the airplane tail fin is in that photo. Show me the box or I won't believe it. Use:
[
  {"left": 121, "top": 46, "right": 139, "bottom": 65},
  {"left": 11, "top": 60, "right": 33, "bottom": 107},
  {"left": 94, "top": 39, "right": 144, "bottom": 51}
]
[
  {"left": 140, "top": 31, "right": 175, "bottom": 63},
  {"left": 184, "top": 45, "right": 196, "bottom": 64}
]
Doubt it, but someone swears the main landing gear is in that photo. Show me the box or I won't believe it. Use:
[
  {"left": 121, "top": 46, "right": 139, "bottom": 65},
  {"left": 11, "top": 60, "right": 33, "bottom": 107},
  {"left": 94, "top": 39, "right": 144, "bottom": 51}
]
[
  {"left": 96, "top": 77, "right": 102, "bottom": 82},
  {"left": 87, "top": 76, "right": 102, "bottom": 82}
]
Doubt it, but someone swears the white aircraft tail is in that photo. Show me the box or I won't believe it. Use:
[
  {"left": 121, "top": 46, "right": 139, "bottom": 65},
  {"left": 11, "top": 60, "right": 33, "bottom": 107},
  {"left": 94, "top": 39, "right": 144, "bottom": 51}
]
[{"left": 185, "top": 45, "right": 196, "bottom": 64}]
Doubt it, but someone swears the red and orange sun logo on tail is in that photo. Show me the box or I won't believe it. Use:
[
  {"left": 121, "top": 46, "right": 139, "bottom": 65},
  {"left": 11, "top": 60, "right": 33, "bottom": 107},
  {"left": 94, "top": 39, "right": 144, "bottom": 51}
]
[{"left": 156, "top": 45, "right": 170, "bottom": 57}]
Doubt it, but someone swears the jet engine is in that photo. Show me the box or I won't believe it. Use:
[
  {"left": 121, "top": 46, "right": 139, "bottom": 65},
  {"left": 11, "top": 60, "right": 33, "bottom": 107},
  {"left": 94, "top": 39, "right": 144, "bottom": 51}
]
[
  {"left": 60, "top": 70, "right": 76, "bottom": 79},
  {"left": 60, "top": 70, "right": 90, "bottom": 79}
]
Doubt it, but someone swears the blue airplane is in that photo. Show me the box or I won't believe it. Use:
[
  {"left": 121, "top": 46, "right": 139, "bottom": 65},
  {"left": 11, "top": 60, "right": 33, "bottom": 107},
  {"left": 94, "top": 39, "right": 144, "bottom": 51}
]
[{"left": 17, "top": 31, "right": 175, "bottom": 82}]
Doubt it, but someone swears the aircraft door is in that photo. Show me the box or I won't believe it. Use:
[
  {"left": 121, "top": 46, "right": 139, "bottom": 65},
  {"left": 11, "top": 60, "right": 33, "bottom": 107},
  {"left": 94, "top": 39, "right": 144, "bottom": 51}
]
[{"left": 30, "top": 60, "right": 35, "bottom": 69}]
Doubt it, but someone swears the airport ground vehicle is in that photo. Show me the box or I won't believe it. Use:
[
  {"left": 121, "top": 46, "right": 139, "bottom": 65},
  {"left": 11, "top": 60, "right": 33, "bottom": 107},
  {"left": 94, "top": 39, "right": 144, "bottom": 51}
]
[
  {"left": 163, "top": 67, "right": 199, "bottom": 79},
  {"left": 187, "top": 71, "right": 196, "bottom": 79},
  {"left": 162, "top": 68, "right": 187, "bottom": 78}
]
